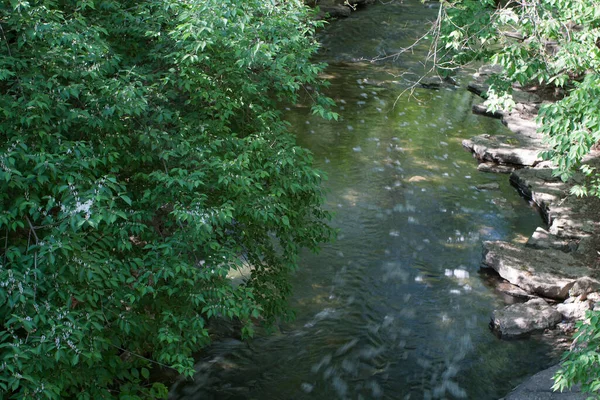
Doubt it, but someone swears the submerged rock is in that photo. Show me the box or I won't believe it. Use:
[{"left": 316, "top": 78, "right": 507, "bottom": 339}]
[
  {"left": 491, "top": 298, "right": 562, "bottom": 338},
  {"left": 475, "top": 182, "right": 500, "bottom": 191},
  {"left": 482, "top": 241, "right": 594, "bottom": 300}
]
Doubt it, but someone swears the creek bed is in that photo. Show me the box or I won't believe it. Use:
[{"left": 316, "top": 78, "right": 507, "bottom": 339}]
[{"left": 169, "top": 1, "right": 560, "bottom": 399}]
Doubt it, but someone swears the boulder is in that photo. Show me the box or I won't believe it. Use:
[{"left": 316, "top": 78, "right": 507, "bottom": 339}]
[
  {"left": 491, "top": 298, "right": 563, "bottom": 338},
  {"left": 569, "top": 277, "right": 600, "bottom": 297},
  {"left": 482, "top": 241, "right": 593, "bottom": 300},
  {"left": 503, "top": 364, "right": 585, "bottom": 399},
  {"left": 468, "top": 65, "right": 542, "bottom": 105},
  {"left": 586, "top": 292, "right": 600, "bottom": 303},
  {"left": 556, "top": 301, "right": 592, "bottom": 320},
  {"left": 467, "top": 65, "right": 503, "bottom": 98}
]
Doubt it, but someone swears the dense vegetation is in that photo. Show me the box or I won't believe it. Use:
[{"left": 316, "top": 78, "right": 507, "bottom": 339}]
[
  {"left": 435, "top": 0, "right": 600, "bottom": 395},
  {"left": 0, "top": 0, "right": 336, "bottom": 398}
]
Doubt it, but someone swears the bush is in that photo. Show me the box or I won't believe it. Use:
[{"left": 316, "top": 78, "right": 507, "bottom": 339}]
[
  {"left": 435, "top": 0, "right": 600, "bottom": 188},
  {"left": 553, "top": 311, "right": 600, "bottom": 396},
  {"left": 0, "top": 0, "right": 335, "bottom": 397}
]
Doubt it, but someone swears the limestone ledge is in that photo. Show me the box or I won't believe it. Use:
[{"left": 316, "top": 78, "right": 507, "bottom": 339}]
[{"left": 464, "top": 66, "right": 600, "bottom": 338}]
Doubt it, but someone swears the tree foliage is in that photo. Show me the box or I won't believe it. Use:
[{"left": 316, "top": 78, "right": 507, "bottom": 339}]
[
  {"left": 433, "top": 0, "right": 600, "bottom": 395},
  {"left": 0, "top": 0, "right": 335, "bottom": 397},
  {"left": 435, "top": 0, "right": 600, "bottom": 191},
  {"left": 552, "top": 312, "right": 600, "bottom": 396}
]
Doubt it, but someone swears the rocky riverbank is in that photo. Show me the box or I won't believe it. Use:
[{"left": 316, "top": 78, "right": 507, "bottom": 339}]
[
  {"left": 464, "top": 66, "right": 600, "bottom": 337},
  {"left": 463, "top": 66, "right": 600, "bottom": 398},
  {"left": 310, "top": 0, "right": 442, "bottom": 19}
]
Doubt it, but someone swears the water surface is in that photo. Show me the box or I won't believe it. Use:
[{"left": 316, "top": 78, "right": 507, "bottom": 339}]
[{"left": 170, "top": 2, "right": 558, "bottom": 399}]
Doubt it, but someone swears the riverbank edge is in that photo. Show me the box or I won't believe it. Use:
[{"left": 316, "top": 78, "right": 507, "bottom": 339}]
[
  {"left": 463, "top": 67, "right": 600, "bottom": 398},
  {"left": 307, "top": 0, "right": 376, "bottom": 20}
]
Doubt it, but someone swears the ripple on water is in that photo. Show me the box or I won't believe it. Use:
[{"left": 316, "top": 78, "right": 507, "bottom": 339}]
[{"left": 170, "top": 2, "right": 554, "bottom": 398}]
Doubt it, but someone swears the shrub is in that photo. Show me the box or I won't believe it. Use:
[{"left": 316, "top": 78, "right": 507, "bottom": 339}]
[{"left": 0, "top": 0, "right": 335, "bottom": 397}]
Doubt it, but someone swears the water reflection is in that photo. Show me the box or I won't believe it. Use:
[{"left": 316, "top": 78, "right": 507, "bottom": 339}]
[{"left": 169, "top": 1, "right": 559, "bottom": 399}]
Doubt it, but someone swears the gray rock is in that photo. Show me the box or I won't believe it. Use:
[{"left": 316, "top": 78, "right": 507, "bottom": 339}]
[
  {"left": 482, "top": 241, "right": 593, "bottom": 300},
  {"left": 315, "top": 0, "right": 374, "bottom": 18},
  {"left": 496, "top": 281, "right": 535, "bottom": 299},
  {"left": 346, "top": 0, "right": 375, "bottom": 5},
  {"left": 419, "top": 76, "right": 457, "bottom": 90},
  {"left": 509, "top": 166, "right": 600, "bottom": 248},
  {"left": 318, "top": 5, "right": 351, "bottom": 18},
  {"left": 509, "top": 168, "right": 564, "bottom": 220},
  {"left": 468, "top": 82, "right": 487, "bottom": 97},
  {"left": 586, "top": 292, "right": 600, "bottom": 303},
  {"left": 468, "top": 65, "right": 502, "bottom": 98},
  {"left": 472, "top": 104, "right": 504, "bottom": 119},
  {"left": 501, "top": 104, "right": 541, "bottom": 136},
  {"left": 492, "top": 298, "right": 563, "bottom": 338},
  {"left": 469, "top": 65, "right": 541, "bottom": 105},
  {"left": 526, "top": 227, "right": 576, "bottom": 252},
  {"left": 503, "top": 364, "right": 585, "bottom": 399},
  {"left": 477, "top": 162, "right": 516, "bottom": 174},
  {"left": 463, "top": 134, "right": 543, "bottom": 167},
  {"left": 476, "top": 64, "right": 504, "bottom": 77},
  {"left": 569, "top": 277, "right": 600, "bottom": 297},
  {"left": 556, "top": 301, "right": 592, "bottom": 320}
]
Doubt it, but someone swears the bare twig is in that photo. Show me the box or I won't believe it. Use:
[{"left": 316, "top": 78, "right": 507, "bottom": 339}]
[
  {"left": 3, "top": 227, "right": 7, "bottom": 266},
  {"left": 26, "top": 216, "right": 40, "bottom": 244}
]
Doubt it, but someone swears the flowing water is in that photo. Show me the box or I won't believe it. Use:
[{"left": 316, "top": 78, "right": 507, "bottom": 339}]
[{"left": 169, "top": 1, "right": 560, "bottom": 399}]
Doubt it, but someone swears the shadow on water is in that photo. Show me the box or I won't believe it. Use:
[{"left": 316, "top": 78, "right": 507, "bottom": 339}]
[{"left": 169, "top": 1, "right": 560, "bottom": 399}]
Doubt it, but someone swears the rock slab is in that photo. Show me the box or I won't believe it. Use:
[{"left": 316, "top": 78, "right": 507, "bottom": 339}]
[
  {"left": 463, "top": 134, "right": 542, "bottom": 166},
  {"left": 526, "top": 227, "right": 575, "bottom": 252},
  {"left": 483, "top": 241, "right": 593, "bottom": 300},
  {"left": 492, "top": 298, "right": 563, "bottom": 338}
]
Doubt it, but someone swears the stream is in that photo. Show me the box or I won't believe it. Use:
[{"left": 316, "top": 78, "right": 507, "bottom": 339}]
[{"left": 169, "top": 1, "right": 560, "bottom": 399}]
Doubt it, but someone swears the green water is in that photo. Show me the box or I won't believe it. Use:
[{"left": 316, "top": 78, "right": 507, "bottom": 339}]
[{"left": 169, "top": 1, "right": 559, "bottom": 399}]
